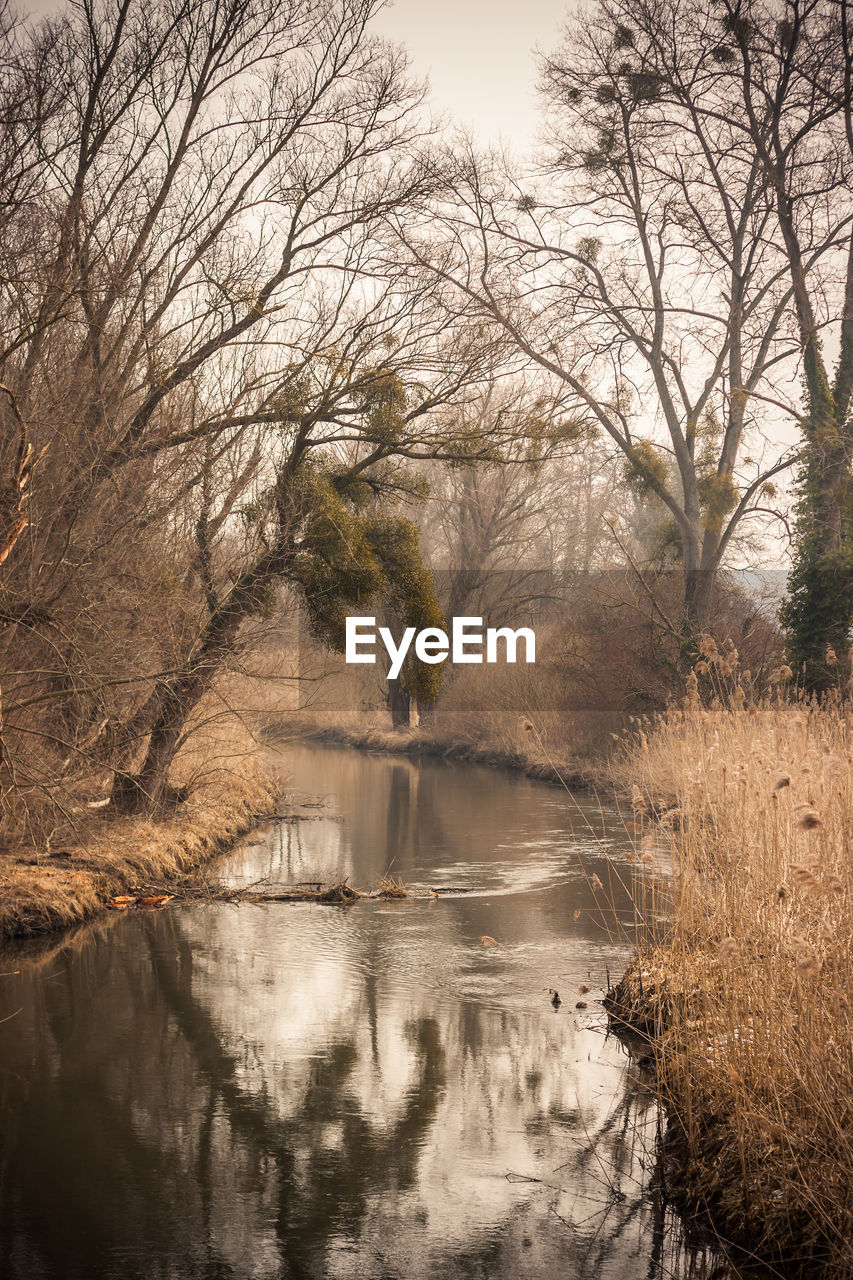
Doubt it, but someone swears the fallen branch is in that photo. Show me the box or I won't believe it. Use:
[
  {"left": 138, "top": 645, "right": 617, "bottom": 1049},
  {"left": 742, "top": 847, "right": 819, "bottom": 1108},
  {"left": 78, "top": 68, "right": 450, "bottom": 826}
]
[{"left": 122, "top": 876, "right": 444, "bottom": 907}]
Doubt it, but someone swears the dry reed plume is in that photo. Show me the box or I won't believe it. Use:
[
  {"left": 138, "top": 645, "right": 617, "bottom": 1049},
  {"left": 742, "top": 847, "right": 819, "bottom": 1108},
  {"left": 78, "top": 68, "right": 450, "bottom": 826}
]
[{"left": 610, "top": 694, "right": 853, "bottom": 1275}]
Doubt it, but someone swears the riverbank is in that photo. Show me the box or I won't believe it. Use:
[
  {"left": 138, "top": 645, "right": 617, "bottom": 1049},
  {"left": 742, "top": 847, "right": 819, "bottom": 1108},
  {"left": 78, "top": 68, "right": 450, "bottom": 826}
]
[
  {"left": 606, "top": 696, "right": 853, "bottom": 1277},
  {"left": 0, "top": 761, "right": 284, "bottom": 942},
  {"left": 0, "top": 701, "right": 604, "bottom": 945},
  {"left": 263, "top": 713, "right": 599, "bottom": 791}
]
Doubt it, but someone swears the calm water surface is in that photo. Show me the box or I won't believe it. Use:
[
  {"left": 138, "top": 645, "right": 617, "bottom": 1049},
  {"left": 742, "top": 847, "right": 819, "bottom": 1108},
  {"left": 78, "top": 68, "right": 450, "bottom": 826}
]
[{"left": 0, "top": 744, "right": 730, "bottom": 1279}]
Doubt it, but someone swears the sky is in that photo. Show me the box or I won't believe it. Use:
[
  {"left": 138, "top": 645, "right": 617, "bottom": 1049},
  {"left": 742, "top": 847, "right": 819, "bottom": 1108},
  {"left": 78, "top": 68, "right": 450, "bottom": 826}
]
[
  {"left": 371, "top": 0, "right": 571, "bottom": 155},
  {"left": 20, "top": 0, "right": 570, "bottom": 154}
]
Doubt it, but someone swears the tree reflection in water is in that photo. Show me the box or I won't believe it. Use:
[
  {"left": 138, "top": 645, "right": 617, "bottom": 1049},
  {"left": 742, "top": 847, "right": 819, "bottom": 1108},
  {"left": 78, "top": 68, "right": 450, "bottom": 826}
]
[
  {"left": 0, "top": 908, "right": 738, "bottom": 1280},
  {"left": 0, "top": 748, "right": 753, "bottom": 1279}
]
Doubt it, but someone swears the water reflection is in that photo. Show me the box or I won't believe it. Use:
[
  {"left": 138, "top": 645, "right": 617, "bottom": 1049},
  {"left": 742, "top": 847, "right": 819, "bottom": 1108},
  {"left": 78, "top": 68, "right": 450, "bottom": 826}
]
[{"left": 0, "top": 746, "right": 734, "bottom": 1279}]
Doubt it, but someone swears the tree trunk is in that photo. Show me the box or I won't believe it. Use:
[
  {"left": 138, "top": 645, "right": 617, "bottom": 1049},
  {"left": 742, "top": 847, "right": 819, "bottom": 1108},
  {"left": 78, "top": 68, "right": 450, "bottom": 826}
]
[
  {"left": 388, "top": 682, "right": 419, "bottom": 730},
  {"left": 767, "top": 181, "right": 853, "bottom": 686},
  {"left": 781, "top": 434, "right": 853, "bottom": 691},
  {"left": 110, "top": 677, "right": 203, "bottom": 811},
  {"left": 681, "top": 524, "right": 715, "bottom": 635},
  {"left": 683, "top": 566, "right": 714, "bottom": 634},
  {"left": 110, "top": 543, "right": 291, "bottom": 812},
  {"left": 417, "top": 697, "right": 437, "bottom": 727}
]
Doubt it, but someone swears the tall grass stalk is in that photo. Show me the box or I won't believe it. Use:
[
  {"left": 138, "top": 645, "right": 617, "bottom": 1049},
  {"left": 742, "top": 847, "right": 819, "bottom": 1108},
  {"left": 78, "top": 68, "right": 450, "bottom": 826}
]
[{"left": 614, "top": 695, "right": 853, "bottom": 1274}]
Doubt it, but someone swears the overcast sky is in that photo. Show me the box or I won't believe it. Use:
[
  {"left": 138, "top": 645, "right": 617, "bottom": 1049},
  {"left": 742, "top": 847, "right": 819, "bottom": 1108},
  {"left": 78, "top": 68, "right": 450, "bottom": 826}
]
[
  {"left": 371, "top": 0, "right": 570, "bottom": 155},
  {"left": 20, "top": 0, "right": 569, "bottom": 154}
]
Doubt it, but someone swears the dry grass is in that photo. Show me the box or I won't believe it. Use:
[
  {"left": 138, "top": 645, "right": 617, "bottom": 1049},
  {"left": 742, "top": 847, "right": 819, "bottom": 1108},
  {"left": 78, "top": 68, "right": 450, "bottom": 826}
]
[
  {"left": 268, "top": 641, "right": 622, "bottom": 780},
  {"left": 0, "top": 723, "right": 284, "bottom": 942},
  {"left": 266, "top": 708, "right": 598, "bottom": 790},
  {"left": 608, "top": 693, "right": 853, "bottom": 1275},
  {"left": 375, "top": 873, "right": 409, "bottom": 898}
]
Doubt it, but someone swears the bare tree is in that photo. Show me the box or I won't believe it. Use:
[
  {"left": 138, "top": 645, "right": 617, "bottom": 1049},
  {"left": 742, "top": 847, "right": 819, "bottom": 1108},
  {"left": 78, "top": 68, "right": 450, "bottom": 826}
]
[
  {"left": 418, "top": 382, "right": 619, "bottom": 621},
  {"left": 398, "top": 0, "right": 835, "bottom": 629},
  {"left": 700, "top": 0, "right": 853, "bottom": 683},
  {"left": 0, "top": 0, "right": 507, "bottom": 819}
]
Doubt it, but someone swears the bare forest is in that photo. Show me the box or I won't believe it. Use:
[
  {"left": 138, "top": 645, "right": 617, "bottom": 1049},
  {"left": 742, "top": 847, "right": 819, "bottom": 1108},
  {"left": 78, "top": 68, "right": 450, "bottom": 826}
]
[
  {"left": 1, "top": 0, "right": 852, "bottom": 1276},
  {"left": 0, "top": 0, "right": 850, "bottom": 844}
]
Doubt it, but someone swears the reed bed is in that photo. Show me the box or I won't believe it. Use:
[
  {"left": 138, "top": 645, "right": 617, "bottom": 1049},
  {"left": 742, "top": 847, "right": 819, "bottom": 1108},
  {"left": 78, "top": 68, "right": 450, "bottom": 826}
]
[{"left": 609, "top": 693, "right": 853, "bottom": 1275}]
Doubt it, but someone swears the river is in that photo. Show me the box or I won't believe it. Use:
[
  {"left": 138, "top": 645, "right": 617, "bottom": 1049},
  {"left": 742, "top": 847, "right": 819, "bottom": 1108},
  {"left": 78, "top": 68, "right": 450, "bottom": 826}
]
[{"left": 0, "top": 743, "right": 731, "bottom": 1279}]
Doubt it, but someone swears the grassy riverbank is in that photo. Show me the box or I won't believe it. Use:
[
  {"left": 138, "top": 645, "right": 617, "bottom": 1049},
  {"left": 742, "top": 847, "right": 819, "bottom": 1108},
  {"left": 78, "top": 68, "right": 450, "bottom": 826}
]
[
  {"left": 0, "top": 743, "right": 283, "bottom": 943},
  {"left": 264, "top": 709, "right": 601, "bottom": 790},
  {"left": 607, "top": 697, "right": 853, "bottom": 1276}
]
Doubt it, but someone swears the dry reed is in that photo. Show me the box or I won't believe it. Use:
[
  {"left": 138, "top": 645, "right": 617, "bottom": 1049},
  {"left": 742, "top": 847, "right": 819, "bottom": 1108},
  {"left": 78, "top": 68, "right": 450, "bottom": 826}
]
[{"left": 609, "top": 694, "right": 853, "bottom": 1275}]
